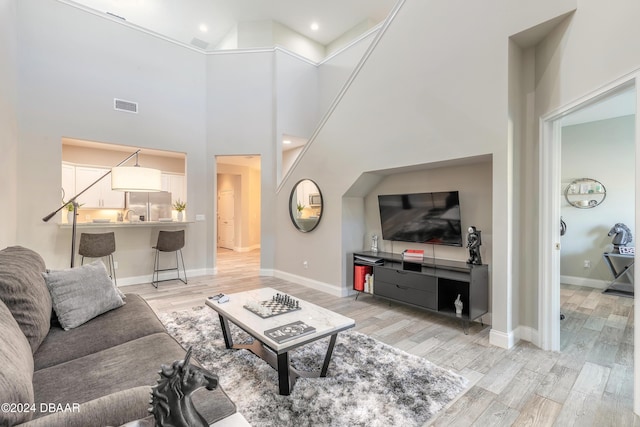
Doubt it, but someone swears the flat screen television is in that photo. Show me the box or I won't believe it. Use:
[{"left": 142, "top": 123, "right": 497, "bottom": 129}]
[{"left": 377, "top": 191, "right": 462, "bottom": 246}]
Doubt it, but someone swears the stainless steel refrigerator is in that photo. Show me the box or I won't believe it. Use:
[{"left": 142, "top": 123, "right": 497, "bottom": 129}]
[{"left": 126, "top": 191, "right": 172, "bottom": 221}]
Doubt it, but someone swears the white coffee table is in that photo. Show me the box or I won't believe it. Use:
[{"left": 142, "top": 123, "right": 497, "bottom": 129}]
[{"left": 205, "top": 287, "right": 355, "bottom": 395}]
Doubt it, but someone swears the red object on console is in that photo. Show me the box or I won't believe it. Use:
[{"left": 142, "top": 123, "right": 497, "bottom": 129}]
[{"left": 354, "top": 265, "right": 371, "bottom": 291}]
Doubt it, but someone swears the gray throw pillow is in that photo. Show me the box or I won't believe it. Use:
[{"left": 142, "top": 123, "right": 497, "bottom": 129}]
[{"left": 43, "top": 261, "right": 125, "bottom": 330}]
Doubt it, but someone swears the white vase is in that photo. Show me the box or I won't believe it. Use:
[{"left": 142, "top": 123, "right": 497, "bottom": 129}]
[
  {"left": 177, "top": 211, "right": 184, "bottom": 222},
  {"left": 67, "top": 211, "right": 74, "bottom": 224}
]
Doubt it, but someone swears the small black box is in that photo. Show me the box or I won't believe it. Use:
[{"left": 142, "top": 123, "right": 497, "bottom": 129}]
[{"left": 402, "top": 261, "right": 422, "bottom": 272}]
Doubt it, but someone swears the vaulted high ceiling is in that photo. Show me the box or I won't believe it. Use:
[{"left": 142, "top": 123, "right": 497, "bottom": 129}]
[{"left": 66, "top": 0, "right": 397, "bottom": 54}]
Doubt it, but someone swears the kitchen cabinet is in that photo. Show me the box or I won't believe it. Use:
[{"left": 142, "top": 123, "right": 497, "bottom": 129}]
[
  {"left": 75, "top": 166, "right": 125, "bottom": 208},
  {"left": 61, "top": 163, "right": 75, "bottom": 202},
  {"left": 161, "top": 173, "right": 186, "bottom": 205}
]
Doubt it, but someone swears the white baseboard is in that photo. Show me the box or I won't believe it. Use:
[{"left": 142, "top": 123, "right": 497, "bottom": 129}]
[
  {"left": 515, "top": 325, "right": 540, "bottom": 347},
  {"left": 489, "top": 328, "right": 516, "bottom": 349},
  {"left": 259, "top": 268, "right": 274, "bottom": 277},
  {"left": 116, "top": 268, "right": 210, "bottom": 287},
  {"left": 561, "top": 275, "right": 609, "bottom": 289},
  {"left": 273, "top": 270, "right": 348, "bottom": 297},
  {"left": 234, "top": 244, "right": 260, "bottom": 253}
]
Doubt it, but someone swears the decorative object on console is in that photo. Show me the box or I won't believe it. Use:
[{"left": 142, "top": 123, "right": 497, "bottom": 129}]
[
  {"left": 466, "top": 226, "right": 482, "bottom": 265},
  {"left": 619, "top": 246, "right": 635, "bottom": 255},
  {"left": 402, "top": 249, "right": 424, "bottom": 261},
  {"left": 454, "top": 294, "right": 463, "bottom": 317},
  {"left": 608, "top": 223, "right": 633, "bottom": 253},
  {"left": 370, "top": 234, "right": 378, "bottom": 253},
  {"left": 43, "top": 149, "right": 162, "bottom": 267},
  {"left": 150, "top": 346, "right": 219, "bottom": 427}
]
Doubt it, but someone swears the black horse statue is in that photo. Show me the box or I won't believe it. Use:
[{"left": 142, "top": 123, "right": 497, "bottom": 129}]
[
  {"left": 150, "top": 346, "right": 219, "bottom": 427},
  {"left": 608, "top": 223, "right": 633, "bottom": 252}
]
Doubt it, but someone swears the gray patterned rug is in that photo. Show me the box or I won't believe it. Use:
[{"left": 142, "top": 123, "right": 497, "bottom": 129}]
[{"left": 160, "top": 307, "right": 467, "bottom": 427}]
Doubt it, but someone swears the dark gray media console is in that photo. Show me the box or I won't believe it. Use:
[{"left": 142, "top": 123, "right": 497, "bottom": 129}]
[{"left": 353, "top": 251, "right": 488, "bottom": 333}]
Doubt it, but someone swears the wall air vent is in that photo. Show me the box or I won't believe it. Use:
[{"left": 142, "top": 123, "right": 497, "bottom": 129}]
[{"left": 114, "top": 98, "right": 138, "bottom": 114}]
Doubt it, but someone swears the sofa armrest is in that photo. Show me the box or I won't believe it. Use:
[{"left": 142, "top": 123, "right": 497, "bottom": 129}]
[{"left": 18, "top": 386, "right": 151, "bottom": 427}]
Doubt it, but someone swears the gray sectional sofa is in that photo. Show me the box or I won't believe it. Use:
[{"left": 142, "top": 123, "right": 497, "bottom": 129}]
[{"left": 0, "top": 246, "right": 236, "bottom": 427}]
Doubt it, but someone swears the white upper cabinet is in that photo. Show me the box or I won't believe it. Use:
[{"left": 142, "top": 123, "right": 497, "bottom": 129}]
[
  {"left": 161, "top": 173, "right": 186, "bottom": 205},
  {"left": 61, "top": 163, "right": 75, "bottom": 203},
  {"left": 75, "top": 166, "right": 125, "bottom": 208}
]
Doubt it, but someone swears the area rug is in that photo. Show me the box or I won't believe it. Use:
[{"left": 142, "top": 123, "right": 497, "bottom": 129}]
[{"left": 160, "top": 307, "right": 467, "bottom": 427}]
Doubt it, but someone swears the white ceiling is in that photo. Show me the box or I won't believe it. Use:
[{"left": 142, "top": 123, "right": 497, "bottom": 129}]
[{"left": 66, "top": 0, "right": 396, "bottom": 51}]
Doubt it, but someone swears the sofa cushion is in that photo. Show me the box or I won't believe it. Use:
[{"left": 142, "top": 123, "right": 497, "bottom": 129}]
[
  {"left": 0, "top": 246, "right": 52, "bottom": 353},
  {"left": 0, "top": 299, "right": 35, "bottom": 426},
  {"left": 17, "top": 386, "right": 151, "bottom": 427},
  {"left": 34, "top": 294, "right": 166, "bottom": 370},
  {"left": 32, "top": 333, "right": 236, "bottom": 421},
  {"left": 42, "top": 261, "right": 124, "bottom": 330}
]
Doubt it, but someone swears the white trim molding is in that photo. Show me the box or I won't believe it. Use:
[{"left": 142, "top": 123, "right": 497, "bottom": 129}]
[
  {"left": 560, "top": 275, "right": 609, "bottom": 289},
  {"left": 273, "top": 270, "right": 349, "bottom": 298},
  {"left": 489, "top": 328, "right": 515, "bottom": 349}
]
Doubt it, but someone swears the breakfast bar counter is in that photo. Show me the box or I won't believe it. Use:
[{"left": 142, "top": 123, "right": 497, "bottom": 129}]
[{"left": 59, "top": 221, "right": 193, "bottom": 228}]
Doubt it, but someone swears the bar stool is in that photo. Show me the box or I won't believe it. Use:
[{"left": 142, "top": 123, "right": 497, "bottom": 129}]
[
  {"left": 152, "top": 230, "right": 187, "bottom": 288},
  {"left": 78, "top": 232, "right": 117, "bottom": 286}
]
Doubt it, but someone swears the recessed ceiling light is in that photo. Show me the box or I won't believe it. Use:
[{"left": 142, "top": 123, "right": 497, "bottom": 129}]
[
  {"left": 310, "top": 22, "right": 319, "bottom": 31},
  {"left": 199, "top": 24, "right": 208, "bottom": 33},
  {"left": 283, "top": 140, "right": 291, "bottom": 145}
]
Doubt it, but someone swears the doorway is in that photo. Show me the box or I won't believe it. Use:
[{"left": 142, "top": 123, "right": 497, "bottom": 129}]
[
  {"left": 540, "top": 77, "right": 637, "bottom": 350},
  {"left": 539, "top": 75, "right": 639, "bottom": 413},
  {"left": 215, "top": 155, "right": 262, "bottom": 271}
]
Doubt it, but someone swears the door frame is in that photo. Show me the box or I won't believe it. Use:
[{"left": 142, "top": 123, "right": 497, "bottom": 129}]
[{"left": 538, "top": 71, "right": 639, "bottom": 413}]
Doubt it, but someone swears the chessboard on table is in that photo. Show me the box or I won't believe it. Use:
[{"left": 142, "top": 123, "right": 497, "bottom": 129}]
[{"left": 243, "top": 293, "right": 302, "bottom": 318}]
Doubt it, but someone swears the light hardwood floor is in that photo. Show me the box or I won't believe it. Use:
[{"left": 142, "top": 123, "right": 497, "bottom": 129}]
[{"left": 125, "top": 249, "right": 639, "bottom": 426}]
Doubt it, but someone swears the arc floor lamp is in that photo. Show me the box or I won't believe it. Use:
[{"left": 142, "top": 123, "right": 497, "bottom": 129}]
[{"left": 43, "top": 149, "right": 162, "bottom": 267}]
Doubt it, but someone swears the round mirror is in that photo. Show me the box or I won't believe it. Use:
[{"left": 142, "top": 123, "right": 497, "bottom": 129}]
[
  {"left": 564, "top": 178, "right": 606, "bottom": 209},
  {"left": 289, "top": 179, "right": 323, "bottom": 232}
]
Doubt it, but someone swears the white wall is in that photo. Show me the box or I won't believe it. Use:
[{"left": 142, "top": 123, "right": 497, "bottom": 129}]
[
  {"left": 560, "top": 116, "right": 635, "bottom": 285},
  {"left": 275, "top": 0, "right": 578, "bottom": 346},
  {"left": 364, "top": 162, "right": 493, "bottom": 265},
  {"left": 14, "top": 0, "right": 208, "bottom": 276},
  {"left": 272, "top": 22, "right": 325, "bottom": 63},
  {"left": 237, "top": 20, "right": 325, "bottom": 63},
  {"left": 275, "top": 51, "right": 319, "bottom": 182},
  {"left": 318, "top": 31, "right": 378, "bottom": 118},
  {"left": 326, "top": 19, "right": 377, "bottom": 57},
  {"left": 205, "top": 52, "right": 276, "bottom": 271},
  {"left": 0, "top": 0, "right": 18, "bottom": 248},
  {"left": 528, "top": 0, "right": 640, "bottom": 331}
]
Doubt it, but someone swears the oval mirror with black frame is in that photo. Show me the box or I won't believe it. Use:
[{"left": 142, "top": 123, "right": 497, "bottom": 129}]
[{"left": 289, "top": 179, "right": 323, "bottom": 232}]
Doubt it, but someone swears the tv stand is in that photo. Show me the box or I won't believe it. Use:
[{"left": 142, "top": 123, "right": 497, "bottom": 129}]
[{"left": 352, "top": 251, "right": 488, "bottom": 334}]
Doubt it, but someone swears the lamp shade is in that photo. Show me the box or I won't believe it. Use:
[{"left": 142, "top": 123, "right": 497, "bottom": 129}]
[{"left": 111, "top": 166, "right": 162, "bottom": 192}]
